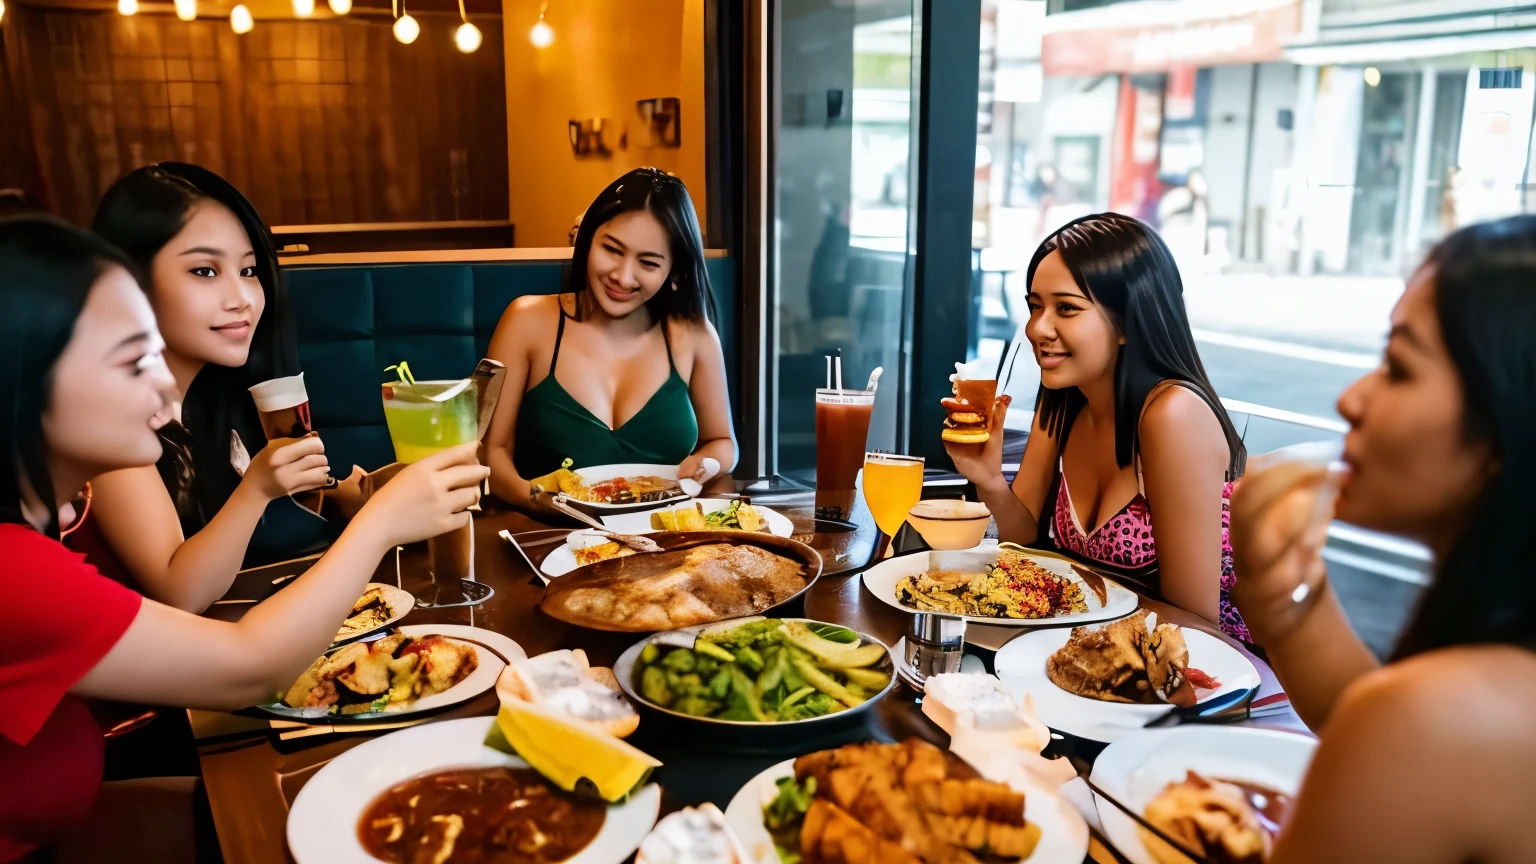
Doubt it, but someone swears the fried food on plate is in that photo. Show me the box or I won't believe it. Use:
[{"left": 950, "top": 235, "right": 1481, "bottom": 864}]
[
  {"left": 1045, "top": 610, "right": 1204, "bottom": 706},
  {"left": 282, "top": 633, "right": 477, "bottom": 715},
  {"left": 768, "top": 739, "right": 1041, "bottom": 864},
  {"left": 1142, "top": 771, "right": 1279, "bottom": 864}
]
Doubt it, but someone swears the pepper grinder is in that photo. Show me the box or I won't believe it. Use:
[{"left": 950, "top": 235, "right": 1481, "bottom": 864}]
[{"left": 904, "top": 613, "right": 966, "bottom": 687}]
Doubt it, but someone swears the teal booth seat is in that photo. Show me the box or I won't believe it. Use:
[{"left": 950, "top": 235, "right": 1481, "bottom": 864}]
[{"left": 285, "top": 257, "right": 738, "bottom": 473}]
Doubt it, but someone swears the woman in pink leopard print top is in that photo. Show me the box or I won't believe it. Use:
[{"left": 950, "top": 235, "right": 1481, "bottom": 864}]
[{"left": 946, "top": 214, "right": 1251, "bottom": 641}]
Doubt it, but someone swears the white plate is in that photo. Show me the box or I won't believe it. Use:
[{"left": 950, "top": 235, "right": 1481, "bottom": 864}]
[
  {"left": 723, "top": 757, "right": 1088, "bottom": 864},
  {"left": 859, "top": 546, "right": 1139, "bottom": 628},
  {"left": 333, "top": 582, "right": 414, "bottom": 644},
  {"left": 287, "top": 715, "right": 661, "bottom": 864},
  {"left": 994, "top": 626, "right": 1261, "bottom": 743},
  {"left": 260, "top": 625, "right": 519, "bottom": 723},
  {"left": 565, "top": 463, "right": 692, "bottom": 513},
  {"left": 601, "top": 500, "right": 793, "bottom": 538},
  {"left": 1089, "top": 726, "right": 1317, "bottom": 864},
  {"left": 539, "top": 501, "right": 795, "bottom": 580}
]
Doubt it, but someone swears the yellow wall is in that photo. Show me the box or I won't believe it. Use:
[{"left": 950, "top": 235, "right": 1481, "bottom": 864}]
[{"left": 501, "top": 0, "right": 707, "bottom": 247}]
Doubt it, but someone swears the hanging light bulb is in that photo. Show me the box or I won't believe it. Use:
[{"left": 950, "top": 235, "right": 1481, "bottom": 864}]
[
  {"left": 392, "top": 0, "right": 419, "bottom": 44},
  {"left": 328, "top": 0, "right": 351, "bottom": 14},
  {"left": 455, "top": 22, "right": 482, "bottom": 53},
  {"left": 117, "top": 0, "right": 138, "bottom": 15},
  {"left": 174, "top": 0, "right": 196, "bottom": 21},
  {"left": 292, "top": 0, "right": 314, "bottom": 17},
  {"left": 393, "top": 13, "right": 419, "bottom": 43},
  {"left": 530, "top": 0, "right": 553, "bottom": 47},
  {"left": 230, "top": 4, "right": 253, "bottom": 33},
  {"left": 453, "top": 0, "right": 480, "bottom": 53}
]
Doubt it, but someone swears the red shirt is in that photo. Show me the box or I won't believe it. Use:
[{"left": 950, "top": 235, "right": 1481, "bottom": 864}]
[{"left": 0, "top": 523, "right": 141, "bottom": 861}]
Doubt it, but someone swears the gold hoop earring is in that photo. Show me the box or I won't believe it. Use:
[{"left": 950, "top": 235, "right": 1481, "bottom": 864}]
[{"left": 671, "top": 282, "right": 679, "bottom": 292}]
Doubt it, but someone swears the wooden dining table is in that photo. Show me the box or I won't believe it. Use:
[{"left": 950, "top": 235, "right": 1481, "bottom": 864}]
[{"left": 192, "top": 487, "right": 1307, "bottom": 864}]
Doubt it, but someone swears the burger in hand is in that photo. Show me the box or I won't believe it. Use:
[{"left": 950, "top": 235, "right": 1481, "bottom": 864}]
[{"left": 941, "top": 375, "right": 997, "bottom": 445}]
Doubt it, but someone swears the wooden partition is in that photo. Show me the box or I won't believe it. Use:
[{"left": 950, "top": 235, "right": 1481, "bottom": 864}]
[{"left": 1, "top": 3, "right": 509, "bottom": 226}]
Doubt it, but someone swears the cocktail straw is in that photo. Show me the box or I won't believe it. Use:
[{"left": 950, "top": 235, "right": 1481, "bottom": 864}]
[
  {"left": 995, "top": 338, "right": 1012, "bottom": 379},
  {"left": 1001, "top": 340, "right": 1023, "bottom": 395},
  {"left": 825, "top": 354, "right": 832, "bottom": 390},
  {"left": 834, "top": 349, "right": 843, "bottom": 391},
  {"left": 385, "top": 361, "right": 416, "bottom": 385}
]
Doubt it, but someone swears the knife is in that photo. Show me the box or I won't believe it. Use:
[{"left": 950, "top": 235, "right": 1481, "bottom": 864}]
[{"left": 1144, "top": 685, "right": 1258, "bottom": 728}]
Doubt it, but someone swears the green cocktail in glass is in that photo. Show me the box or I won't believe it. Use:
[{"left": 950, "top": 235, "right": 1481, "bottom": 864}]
[{"left": 380, "top": 379, "right": 478, "bottom": 464}]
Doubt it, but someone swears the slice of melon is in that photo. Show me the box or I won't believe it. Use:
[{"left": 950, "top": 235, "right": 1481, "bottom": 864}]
[{"left": 488, "top": 701, "right": 661, "bottom": 803}]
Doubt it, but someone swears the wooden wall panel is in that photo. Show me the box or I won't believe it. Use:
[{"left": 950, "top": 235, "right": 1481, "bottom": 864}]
[{"left": 1, "top": 3, "right": 509, "bottom": 226}]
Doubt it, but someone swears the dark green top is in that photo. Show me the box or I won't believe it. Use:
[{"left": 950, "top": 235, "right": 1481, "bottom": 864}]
[{"left": 513, "top": 305, "right": 699, "bottom": 478}]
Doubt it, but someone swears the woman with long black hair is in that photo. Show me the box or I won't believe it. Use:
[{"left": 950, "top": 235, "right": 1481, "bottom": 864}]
[
  {"left": 0, "top": 216, "right": 485, "bottom": 861},
  {"left": 1227, "top": 216, "right": 1536, "bottom": 863},
  {"left": 80, "top": 163, "right": 351, "bottom": 613},
  {"left": 484, "top": 167, "right": 737, "bottom": 509},
  {"left": 947, "top": 213, "right": 1250, "bottom": 638}
]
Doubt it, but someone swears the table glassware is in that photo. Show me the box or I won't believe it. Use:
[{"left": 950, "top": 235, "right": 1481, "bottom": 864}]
[
  {"left": 814, "top": 388, "right": 875, "bottom": 519},
  {"left": 862, "top": 451, "right": 923, "bottom": 557},
  {"left": 381, "top": 378, "right": 480, "bottom": 607}
]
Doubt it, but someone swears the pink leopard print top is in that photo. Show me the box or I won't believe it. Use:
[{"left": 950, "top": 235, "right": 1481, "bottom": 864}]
[{"left": 1050, "top": 465, "right": 1251, "bottom": 642}]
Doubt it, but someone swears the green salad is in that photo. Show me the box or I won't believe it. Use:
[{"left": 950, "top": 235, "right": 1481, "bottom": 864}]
[
  {"left": 631, "top": 619, "right": 892, "bottom": 723},
  {"left": 763, "top": 775, "right": 815, "bottom": 864}
]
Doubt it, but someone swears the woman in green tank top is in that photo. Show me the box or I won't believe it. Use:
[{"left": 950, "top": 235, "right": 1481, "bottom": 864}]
[{"left": 484, "top": 168, "right": 738, "bottom": 510}]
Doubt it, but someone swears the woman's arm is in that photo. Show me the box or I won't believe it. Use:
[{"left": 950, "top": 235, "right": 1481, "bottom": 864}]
[
  {"left": 943, "top": 396, "right": 1056, "bottom": 545},
  {"left": 678, "top": 319, "right": 738, "bottom": 479},
  {"left": 88, "top": 434, "right": 329, "bottom": 613},
  {"left": 1229, "top": 460, "right": 1379, "bottom": 728},
  {"left": 1270, "top": 650, "right": 1515, "bottom": 864},
  {"left": 1137, "top": 386, "right": 1229, "bottom": 624},
  {"left": 484, "top": 297, "right": 540, "bottom": 509},
  {"left": 73, "top": 444, "right": 488, "bottom": 710}
]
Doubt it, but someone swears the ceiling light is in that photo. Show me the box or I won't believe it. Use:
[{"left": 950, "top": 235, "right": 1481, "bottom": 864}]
[
  {"left": 455, "top": 22, "right": 482, "bottom": 53},
  {"left": 328, "top": 0, "right": 351, "bottom": 14},
  {"left": 1, "top": 0, "right": 9, "bottom": 24},
  {"left": 174, "top": 0, "right": 196, "bottom": 20},
  {"left": 1364, "top": 66, "right": 1381, "bottom": 87},
  {"left": 293, "top": 0, "right": 315, "bottom": 17},
  {"left": 231, "top": 4, "right": 253, "bottom": 33},
  {"left": 117, "top": 0, "right": 138, "bottom": 15},
  {"left": 530, "top": 0, "right": 553, "bottom": 47},
  {"left": 393, "top": 13, "right": 419, "bottom": 43}
]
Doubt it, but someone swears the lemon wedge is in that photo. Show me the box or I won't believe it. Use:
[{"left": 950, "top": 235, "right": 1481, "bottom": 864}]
[{"left": 491, "top": 700, "right": 661, "bottom": 803}]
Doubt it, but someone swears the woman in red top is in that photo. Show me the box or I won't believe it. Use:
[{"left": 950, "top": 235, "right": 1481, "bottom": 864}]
[{"left": 0, "top": 217, "right": 490, "bottom": 861}]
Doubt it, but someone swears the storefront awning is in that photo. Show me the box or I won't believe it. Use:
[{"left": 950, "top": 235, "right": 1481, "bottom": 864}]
[
  {"left": 1041, "top": 0, "right": 1302, "bottom": 77},
  {"left": 1285, "top": 27, "right": 1536, "bottom": 66}
]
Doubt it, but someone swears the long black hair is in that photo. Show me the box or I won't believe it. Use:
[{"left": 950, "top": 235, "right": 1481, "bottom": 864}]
[
  {"left": 1393, "top": 216, "right": 1536, "bottom": 658},
  {"left": 91, "top": 163, "right": 298, "bottom": 537},
  {"left": 568, "top": 167, "right": 716, "bottom": 325},
  {"left": 1029, "top": 213, "right": 1246, "bottom": 479},
  {"left": 0, "top": 216, "right": 142, "bottom": 539}
]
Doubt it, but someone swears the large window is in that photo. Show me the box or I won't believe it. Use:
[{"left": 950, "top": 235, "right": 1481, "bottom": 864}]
[{"left": 771, "top": 0, "right": 917, "bottom": 481}]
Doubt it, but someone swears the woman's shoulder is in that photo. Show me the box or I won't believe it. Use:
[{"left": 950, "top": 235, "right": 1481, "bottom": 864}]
[
  {"left": 490, "top": 293, "right": 562, "bottom": 350},
  {"left": 1136, "top": 381, "right": 1226, "bottom": 462},
  {"left": 1336, "top": 645, "right": 1536, "bottom": 764}
]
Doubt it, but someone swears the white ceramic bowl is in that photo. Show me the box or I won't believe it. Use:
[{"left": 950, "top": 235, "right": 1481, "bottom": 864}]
[{"left": 907, "top": 499, "right": 992, "bottom": 550}]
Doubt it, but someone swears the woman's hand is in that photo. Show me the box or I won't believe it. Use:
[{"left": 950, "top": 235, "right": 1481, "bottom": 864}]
[
  {"left": 355, "top": 443, "right": 489, "bottom": 548},
  {"left": 244, "top": 434, "right": 331, "bottom": 501},
  {"left": 942, "top": 395, "right": 1011, "bottom": 487},
  {"left": 676, "top": 453, "right": 720, "bottom": 483},
  {"left": 1229, "top": 459, "right": 1335, "bottom": 644}
]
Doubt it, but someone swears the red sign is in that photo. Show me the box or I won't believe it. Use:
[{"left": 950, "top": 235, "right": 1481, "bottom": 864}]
[{"left": 1043, "top": 1, "right": 1301, "bottom": 77}]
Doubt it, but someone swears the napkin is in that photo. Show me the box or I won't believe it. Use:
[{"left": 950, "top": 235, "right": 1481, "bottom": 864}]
[{"left": 924, "top": 673, "right": 1079, "bottom": 790}]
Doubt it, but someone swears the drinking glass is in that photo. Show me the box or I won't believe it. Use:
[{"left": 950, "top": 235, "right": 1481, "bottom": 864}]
[
  {"left": 814, "top": 388, "right": 875, "bottom": 519},
  {"left": 381, "top": 378, "right": 481, "bottom": 607},
  {"left": 862, "top": 452, "right": 924, "bottom": 558}
]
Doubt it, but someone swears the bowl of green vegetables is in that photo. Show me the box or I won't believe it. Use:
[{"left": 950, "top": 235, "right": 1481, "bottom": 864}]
[{"left": 613, "top": 617, "right": 896, "bottom": 733}]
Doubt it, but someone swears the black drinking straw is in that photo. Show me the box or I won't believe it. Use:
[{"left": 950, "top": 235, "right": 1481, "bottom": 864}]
[
  {"left": 994, "top": 338, "right": 1012, "bottom": 380},
  {"left": 1001, "top": 339, "right": 1023, "bottom": 394}
]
